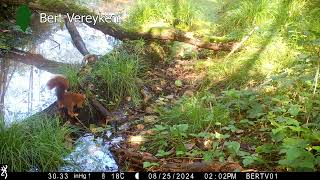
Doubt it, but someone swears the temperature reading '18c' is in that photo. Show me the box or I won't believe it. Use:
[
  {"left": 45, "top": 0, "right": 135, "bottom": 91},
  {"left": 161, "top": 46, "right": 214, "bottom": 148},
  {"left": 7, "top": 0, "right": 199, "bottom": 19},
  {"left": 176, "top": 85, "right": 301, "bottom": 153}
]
[{"left": 111, "top": 172, "right": 125, "bottom": 180}]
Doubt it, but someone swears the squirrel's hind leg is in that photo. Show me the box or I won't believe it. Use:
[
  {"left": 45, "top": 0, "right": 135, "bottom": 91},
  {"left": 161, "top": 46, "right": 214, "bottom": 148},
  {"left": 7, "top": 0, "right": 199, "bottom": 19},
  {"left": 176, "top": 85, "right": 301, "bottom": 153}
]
[{"left": 67, "top": 105, "right": 79, "bottom": 117}]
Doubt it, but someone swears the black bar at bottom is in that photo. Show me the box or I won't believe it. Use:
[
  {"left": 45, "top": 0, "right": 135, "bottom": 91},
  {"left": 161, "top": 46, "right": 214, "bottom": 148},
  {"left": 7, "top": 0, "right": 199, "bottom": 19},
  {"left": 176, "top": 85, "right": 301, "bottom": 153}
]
[{"left": 3, "top": 172, "right": 320, "bottom": 180}]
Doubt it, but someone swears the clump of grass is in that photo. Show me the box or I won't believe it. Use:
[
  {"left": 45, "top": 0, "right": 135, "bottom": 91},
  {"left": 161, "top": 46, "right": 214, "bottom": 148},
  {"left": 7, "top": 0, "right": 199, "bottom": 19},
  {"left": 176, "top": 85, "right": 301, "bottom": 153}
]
[
  {"left": 217, "top": 0, "right": 312, "bottom": 39},
  {"left": 57, "top": 64, "right": 82, "bottom": 89},
  {"left": 219, "top": 0, "right": 276, "bottom": 34},
  {"left": 92, "top": 42, "right": 147, "bottom": 107},
  {"left": 201, "top": 35, "right": 297, "bottom": 89},
  {"left": 124, "top": 0, "right": 216, "bottom": 36},
  {"left": 0, "top": 116, "right": 72, "bottom": 172},
  {"left": 195, "top": 0, "right": 315, "bottom": 89},
  {"left": 157, "top": 93, "right": 230, "bottom": 133}
]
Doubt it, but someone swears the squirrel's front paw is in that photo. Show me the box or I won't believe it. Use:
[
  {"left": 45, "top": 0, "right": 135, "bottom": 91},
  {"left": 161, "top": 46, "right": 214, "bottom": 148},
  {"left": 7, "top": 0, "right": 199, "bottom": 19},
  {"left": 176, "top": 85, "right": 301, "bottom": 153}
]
[
  {"left": 68, "top": 111, "right": 78, "bottom": 117},
  {"left": 73, "top": 113, "right": 79, "bottom": 117}
]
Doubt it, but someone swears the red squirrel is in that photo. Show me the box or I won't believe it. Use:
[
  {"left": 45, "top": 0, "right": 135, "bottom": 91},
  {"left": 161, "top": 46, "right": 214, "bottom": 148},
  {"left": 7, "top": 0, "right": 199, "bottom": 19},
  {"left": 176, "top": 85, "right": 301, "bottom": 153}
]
[{"left": 46, "top": 75, "right": 86, "bottom": 117}]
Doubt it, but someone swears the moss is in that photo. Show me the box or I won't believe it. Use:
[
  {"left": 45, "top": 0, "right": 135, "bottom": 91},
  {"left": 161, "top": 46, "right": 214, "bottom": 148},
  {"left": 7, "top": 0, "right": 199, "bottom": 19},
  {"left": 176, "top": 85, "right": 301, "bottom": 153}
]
[
  {"left": 37, "top": 0, "right": 95, "bottom": 16},
  {"left": 144, "top": 42, "right": 169, "bottom": 63}
]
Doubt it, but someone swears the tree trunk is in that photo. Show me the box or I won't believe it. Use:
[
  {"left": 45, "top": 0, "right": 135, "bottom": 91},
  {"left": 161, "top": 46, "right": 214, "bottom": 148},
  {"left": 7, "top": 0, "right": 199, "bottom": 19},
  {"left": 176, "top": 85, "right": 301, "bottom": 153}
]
[{"left": 0, "top": 58, "right": 9, "bottom": 119}]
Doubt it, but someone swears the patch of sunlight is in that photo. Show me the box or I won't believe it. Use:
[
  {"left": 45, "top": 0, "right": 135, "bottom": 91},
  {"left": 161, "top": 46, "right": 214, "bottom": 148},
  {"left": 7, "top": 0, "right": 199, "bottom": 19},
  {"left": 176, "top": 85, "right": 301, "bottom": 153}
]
[
  {"left": 262, "top": 62, "right": 274, "bottom": 74},
  {"left": 141, "top": 21, "right": 170, "bottom": 33},
  {"left": 129, "top": 135, "right": 145, "bottom": 145},
  {"left": 204, "top": 139, "right": 213, "bottom": 149}
]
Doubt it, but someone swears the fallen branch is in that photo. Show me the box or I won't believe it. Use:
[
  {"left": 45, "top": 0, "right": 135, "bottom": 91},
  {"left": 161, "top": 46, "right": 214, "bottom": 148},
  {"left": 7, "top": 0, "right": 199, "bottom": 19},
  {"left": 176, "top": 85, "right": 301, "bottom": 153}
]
[
  {"left": 226, "top": 26, "right": 259, "bottom": 58},
  {"left": 313, "top": 53, "right": 320, "bottom": 95},
  {"left": 158, "top": 161, "right": 243, "bottom": 172},
  {"left": 3, "top": 0, "right": 235, "bottom": 51},
  {"left": 63, "top": 15, "right": 112, "bottom": 121},
  {"left": 111, "top": 147, "right": 245, "bottom": 172},
  {"left": 64, "top": 17, "right": 90, "bottom": 56},
  {"left": 90, "top": 23, "right": 234, "bottom": 51},
  {"left": 4, "top": 48, "right": 72, "bottom": 73},
  {"left": 74, "top": 116, "right": 91, "bottom": 132},
  {"left": 63, "top": 14, "right": 119, "bottom": 127},
  {"left": 90, "top": 98, "right": 112, "bottom": 117},
  {"left": 111, "top": 147, "right": 158, "bottom": 171}
]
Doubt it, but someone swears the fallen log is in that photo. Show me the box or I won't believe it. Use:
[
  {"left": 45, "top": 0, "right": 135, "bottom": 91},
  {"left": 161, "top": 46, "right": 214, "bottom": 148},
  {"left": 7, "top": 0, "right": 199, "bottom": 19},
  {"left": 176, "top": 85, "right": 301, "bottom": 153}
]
[
  {"left": 63, "top": 15, "right": 112, "bottom": 122},
  {"left": 159, "top": 161, "right": 243, "bottom": 172},
  {"left": 4, "top": 48, "right": 72, "bottom": 73},
  {"left": 90, "top": 99, "right": 112, "bottom": 117},
  {"left": 226, "top": 26, "right": 259, "bottom": 58},
  {"left": 2, "top": 0, "right": 235, "bottom": 51},
  {"left": 64, "top": 17, "right": 90, "bottom": 56},
  {"left": 111, "top": 147, "right": 244, "bottom": 172},
  {"left": 63, "top": 14, "right": 124, "bottom": 128},
  {"left": 65, "top": 13, "right": 139, "bottom": 128},
  {"left": 89, "top": 23, "right": 234, "bottom": 51},
  {"left": 111, "top": 147, "right": 158, "bottom": 171}
]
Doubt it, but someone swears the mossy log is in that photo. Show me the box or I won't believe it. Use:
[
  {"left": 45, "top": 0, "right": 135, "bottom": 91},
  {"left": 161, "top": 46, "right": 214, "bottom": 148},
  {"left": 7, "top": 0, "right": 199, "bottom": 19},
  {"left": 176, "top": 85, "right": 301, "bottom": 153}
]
[{"left": 2, "top": 0, "right": 235, "bottom": 51}]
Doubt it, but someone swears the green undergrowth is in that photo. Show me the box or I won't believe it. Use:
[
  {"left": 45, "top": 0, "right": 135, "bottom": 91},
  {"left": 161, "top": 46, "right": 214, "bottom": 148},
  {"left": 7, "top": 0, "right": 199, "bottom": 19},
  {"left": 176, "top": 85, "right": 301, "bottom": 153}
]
[
  {"left": 91, "top": 40, "right": 148, "bottom": 108},
  {"left": 198, "top": 0, "right": 320, "bottom": 89},
  {"left": 0, "top": 116, "right": 73, "bottom": 172},
  {"left": 124, "top": 0, "right": 225, "bottom": 40},
  {"left": 58, "top": 64, "right": 82, "bottom": 90},
  {"left": 0, "top": 21, "right": 31, "bottom": 54},
  {"left": 58, "top": 40, "right": 162, "bottom": 109},
  {"left": 137, "top": 0, "right": 320, "bottom": 172},
  {"left": 145, "top": 72, "right": 320, "bottom": 170}
]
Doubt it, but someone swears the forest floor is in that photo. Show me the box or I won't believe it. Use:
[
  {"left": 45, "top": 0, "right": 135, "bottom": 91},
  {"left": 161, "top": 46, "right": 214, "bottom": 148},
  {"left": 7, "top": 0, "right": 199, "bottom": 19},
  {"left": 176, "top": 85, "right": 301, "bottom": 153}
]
[{"left": 1, "top": 0, "right": 319, "bottom": 172}]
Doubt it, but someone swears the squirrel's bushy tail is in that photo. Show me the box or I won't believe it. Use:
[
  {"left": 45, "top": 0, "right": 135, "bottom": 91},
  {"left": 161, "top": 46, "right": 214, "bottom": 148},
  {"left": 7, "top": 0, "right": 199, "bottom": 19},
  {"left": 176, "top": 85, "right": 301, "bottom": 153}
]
[{"left": 46, "top": 75, "right": 69, "bottom": 100}]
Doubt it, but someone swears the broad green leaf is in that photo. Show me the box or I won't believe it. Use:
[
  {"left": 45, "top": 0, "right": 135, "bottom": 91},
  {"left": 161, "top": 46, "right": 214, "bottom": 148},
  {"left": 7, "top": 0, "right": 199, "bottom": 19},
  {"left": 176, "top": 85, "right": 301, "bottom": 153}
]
[
  {"left": 221, "top": 125, "right": 237, "bottom": 132},
  {"left": 242, "top": 155, "right": 257, "bottom": 167},
  {"left": 214, "top": 132, "right": 230, "bottom": 139},
  {"left": 247, "top": 104, "right": 265, "bottom": 119},
  {"left": 154, "top": 125, "right": 167, "bottom": 131},
  {"left": 278, "top": 148, "right": 315, "bottom": 171},
  {"left": 256, "top": 144, "right": 277, "bottom": 154},
  {"left": 203, "top": 152, "right": 214, "bottom": 162},
  {"left": 176, "top": 150, "right": 185, "bottom": 156},
  {"left": 187, "top": 149, "right": 203, "bottom": 157},
  {"left": 288, "top": 126, "right": 306, "bottom": 132},
  {"left": 212, "top": 142, "right": 219, "bottom": 150},
  {"left": 177, "top": 124, "right": 189, "bottom": 132},
  {"left": 271, "top": 128, "right": 286, "bottom": 142},
  {"left": 176, "top": 143, "right": 187, "bottom": 156},
  {"left": 281, "top": 138, "right": 310, "bottom": 149},
  {"left": 315, "top": 156, "right": 320, "bottom": 166},
  {"left": 312, "top": 146, "right": 320, "bottom": 152},
  {"left": 191, "top": 132, "right": 214, "bottom": 138},
  {"left": 285, "top": 117, "right": 300, "bottom": 127},
  {"left": 143, "top": 162, "right": 159, "bottom": 168},
  {"left": 288, "top": 105, "right": 301, "bottom": 116},
  {"left": 175, "top": 80, "right": 183, "bottom": 87},
  {"left": 225, "top": 141, "right": 240, "bottom": 155},
  {"left": 219, "top": 156, "right": 225, "bottom": 162},
  {"left": 238, "top": 150, "right": 250, "bottom": 157},
  {"left": 240, "top": 119, "right": 254, "bottom": 125},
  {"left": 155, "top": 149, "right": 172, "bottom": 157}
]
